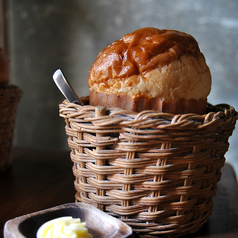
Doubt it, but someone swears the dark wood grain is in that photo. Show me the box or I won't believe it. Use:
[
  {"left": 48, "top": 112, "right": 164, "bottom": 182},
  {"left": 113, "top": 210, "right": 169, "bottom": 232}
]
[
  {"left": 0, "top": 148, "right": 238, "bottom": 238},
  {"left": 0, "top": 148, "right": 75, "bottom": 238}
]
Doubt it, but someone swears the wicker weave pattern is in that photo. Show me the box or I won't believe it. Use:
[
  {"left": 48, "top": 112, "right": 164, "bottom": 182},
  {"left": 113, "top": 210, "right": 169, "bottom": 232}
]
[
  {"left": 0, "top": 86, "right": 22, "bottom": 171},
  {"left": 59, "top": 98, "right": 237, "bottom": 237}
]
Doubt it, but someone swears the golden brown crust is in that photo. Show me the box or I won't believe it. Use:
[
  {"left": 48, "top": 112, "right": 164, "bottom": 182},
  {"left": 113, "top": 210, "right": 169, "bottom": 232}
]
[
  {"left": 89, "top": 27, "right": 202, "bottom": 86},
  {"left": 90, "top": 91, "right": 207, "bottom": 114},
  {"left": 88, "top": 27, "right": 211, "bottom": 114},
  {"left": 0, "top": 47, "right": 10, "bottom": 87},
  {"left": 89, "top": 54, "right": 211, "bottom": 100}
]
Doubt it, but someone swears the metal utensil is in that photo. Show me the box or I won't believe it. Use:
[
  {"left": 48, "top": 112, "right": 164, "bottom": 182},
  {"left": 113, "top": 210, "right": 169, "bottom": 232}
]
[{"left": 53, "top": 69, "right": 83, "bottom": 105}]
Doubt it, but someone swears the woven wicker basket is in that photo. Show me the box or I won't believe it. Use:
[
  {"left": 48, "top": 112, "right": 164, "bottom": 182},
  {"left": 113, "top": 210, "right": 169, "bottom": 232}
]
[
  {"left": 0, "top": 85, "right": 22, "bottom": 171},
  {"left": 59, "top": 97, "right": 238, "bottom": 237}
]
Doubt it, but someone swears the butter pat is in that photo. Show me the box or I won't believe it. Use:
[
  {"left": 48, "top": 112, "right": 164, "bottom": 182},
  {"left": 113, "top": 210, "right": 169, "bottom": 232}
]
[{"left": 37, "top": 216, "right": 93, "bottom": 238}]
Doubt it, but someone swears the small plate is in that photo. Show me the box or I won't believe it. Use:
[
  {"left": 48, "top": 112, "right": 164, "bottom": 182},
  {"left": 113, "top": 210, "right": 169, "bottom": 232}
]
[{"left": 4, "top": 203, "right": 133, "bottom": 238}]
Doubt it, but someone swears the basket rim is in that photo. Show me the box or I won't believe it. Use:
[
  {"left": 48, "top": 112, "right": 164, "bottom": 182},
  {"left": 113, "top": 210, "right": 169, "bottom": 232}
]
[
  {"left": 59, "top": 98, "right": 238, "bottom": 130},
  {"left": 0, "top": 84, "right": 23, "bottom": 97}
]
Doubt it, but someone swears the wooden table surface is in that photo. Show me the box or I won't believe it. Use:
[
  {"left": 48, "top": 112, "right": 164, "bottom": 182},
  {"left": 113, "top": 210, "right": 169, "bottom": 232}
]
[{"left": 0, "top": 148, "right": 238, "bottom": 238}]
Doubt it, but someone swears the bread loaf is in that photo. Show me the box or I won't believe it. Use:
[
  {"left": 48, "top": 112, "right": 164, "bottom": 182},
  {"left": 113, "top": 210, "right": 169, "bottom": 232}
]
[{"left": 89, "top": 27, "right": 211, "bottom": 114}]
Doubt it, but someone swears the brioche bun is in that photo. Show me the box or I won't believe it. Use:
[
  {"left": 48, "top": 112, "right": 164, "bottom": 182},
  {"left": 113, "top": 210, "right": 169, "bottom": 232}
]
[{"left": 88, "top": 27, "right": 211, "bottom": 114}]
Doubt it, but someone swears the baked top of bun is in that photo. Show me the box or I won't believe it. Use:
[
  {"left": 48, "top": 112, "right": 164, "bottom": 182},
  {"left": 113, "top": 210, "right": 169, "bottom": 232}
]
[
  {"left": 88, "top": 27, "right": 211, "bottom": 100},
  {"left": 0, "top": 47, "right": 10, "bottom": 85}
]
